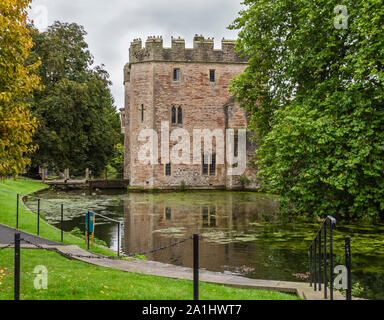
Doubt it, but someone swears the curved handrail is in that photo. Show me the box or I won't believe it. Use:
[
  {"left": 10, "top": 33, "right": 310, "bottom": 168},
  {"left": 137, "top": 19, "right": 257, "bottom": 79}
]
[
  {"left": 308, "top": 215, "right": 336, "bottom": 250},
  {"left": 308, "top": 215, "right": 337, "bottom": 300}
]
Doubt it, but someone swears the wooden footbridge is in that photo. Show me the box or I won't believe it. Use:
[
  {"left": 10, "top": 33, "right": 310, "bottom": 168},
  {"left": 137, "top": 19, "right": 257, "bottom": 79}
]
[
  {"left": 39, "top": 168, "right": 129, "bottom": 190},
  {"left": 44, "top": 179, "right": 130, "bottom": 190}
]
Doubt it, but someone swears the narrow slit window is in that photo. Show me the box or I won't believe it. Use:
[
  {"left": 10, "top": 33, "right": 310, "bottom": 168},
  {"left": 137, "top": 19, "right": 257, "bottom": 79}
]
[
  {"left": 177, "top": 106, "right": 182, "bottom": 124},
  {"left": 165, "top": 163, "right": 171, "bottom": 176},
  {"left": 234, "top": 130, "right": 239, "bottom": 156},
  {"left": 141, "top": 104, "right": 144, "bottom": 122},
  {"left": 173, "top": 68, "right": 180, "bottom": 81},
  {"left": 171, "top": 106, "right": 176, "bottom": 124},
  {"left": 210, "top": 70, "right": 215, "bottom": 83},
  {"left": 202, "top": 154, "right": 209, "bottom": 176}
]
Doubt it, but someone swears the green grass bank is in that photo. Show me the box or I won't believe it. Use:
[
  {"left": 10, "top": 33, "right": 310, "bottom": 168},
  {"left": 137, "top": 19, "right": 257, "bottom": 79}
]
[
  {"left": 0, "top": 179, "right": 116, "bottom": 256},
  {"left": 0, "top": 249, "right": 300, "bottom": 300}
]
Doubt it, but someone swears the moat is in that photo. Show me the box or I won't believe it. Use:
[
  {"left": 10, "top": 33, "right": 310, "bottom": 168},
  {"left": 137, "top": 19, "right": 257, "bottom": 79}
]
[{"left": 25, "top": 189, "right": 384, "bottom": 300}]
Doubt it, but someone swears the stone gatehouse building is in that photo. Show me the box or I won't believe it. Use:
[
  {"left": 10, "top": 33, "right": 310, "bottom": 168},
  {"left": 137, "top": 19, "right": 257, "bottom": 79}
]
[{"left": 121, "top": 35, "right": 258, "bottom": 190}]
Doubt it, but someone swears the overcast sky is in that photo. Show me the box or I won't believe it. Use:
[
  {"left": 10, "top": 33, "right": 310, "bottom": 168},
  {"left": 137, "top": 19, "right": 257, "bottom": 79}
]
[{"left": 28, "top": 0, "right": 245, "bottom": 110}]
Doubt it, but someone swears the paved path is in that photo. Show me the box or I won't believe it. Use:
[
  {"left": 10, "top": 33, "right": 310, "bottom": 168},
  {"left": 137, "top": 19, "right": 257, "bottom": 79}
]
[
  {"left": 0, "top": 223, "right": 62, "bottom": 246},
  {"left": 62, "top": 248, "right": 347, "bottom": 300}
]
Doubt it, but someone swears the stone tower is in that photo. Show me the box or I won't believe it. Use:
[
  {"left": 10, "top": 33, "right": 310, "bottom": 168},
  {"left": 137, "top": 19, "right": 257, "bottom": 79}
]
[{"left": 122, "top": 35, "right": 257, "bottom": 190}]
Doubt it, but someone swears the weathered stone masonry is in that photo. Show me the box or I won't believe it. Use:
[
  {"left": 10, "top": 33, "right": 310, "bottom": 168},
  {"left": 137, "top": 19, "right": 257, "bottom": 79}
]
[{"left": 122, "top": 36, "right": 258, "bottom": 189}]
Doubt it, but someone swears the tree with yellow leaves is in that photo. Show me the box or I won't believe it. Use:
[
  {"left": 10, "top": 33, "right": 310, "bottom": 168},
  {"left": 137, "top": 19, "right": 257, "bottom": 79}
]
[{"left": 0, "top": 0, "right": 41, "bottom": 177}]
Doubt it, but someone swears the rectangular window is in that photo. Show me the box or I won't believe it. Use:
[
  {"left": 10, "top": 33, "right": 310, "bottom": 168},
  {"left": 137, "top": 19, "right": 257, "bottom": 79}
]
[
  {"left": 202, "top": 154, "right": 209, "bottom": 176},
  {"left": 141, "top": 104, "right": 144, "bottom": 122},
  {"left": 165, "top": 163, "right": 171, "bottom": 176},
  {"left": 165, "top": 207, "right": 172, "bottom": 220},
  {"left": 171, "top": 106, "right": 176, "bottom": 124},
  {"left": 209, "top": 154, "right": 216, "bottom": 176},
  {"left": 173, "top": 68, "right": 180, "bottom": 81},
  {"left": 209, "top": 70, "right": 215, "bottom": 83},
  {"left": 177, "top": 106, "right": 182, "bottom": 124}
]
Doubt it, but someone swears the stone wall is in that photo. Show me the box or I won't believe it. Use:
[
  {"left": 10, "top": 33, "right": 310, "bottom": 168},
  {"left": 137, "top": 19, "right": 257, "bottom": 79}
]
[{"left": 127, "top": 36, "right": 248, "bottom": 70}]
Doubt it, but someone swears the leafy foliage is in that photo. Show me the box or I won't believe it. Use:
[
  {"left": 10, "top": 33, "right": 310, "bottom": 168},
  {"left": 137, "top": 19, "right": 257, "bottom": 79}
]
[
  {"left": 230, "top": 0, "right": 384, "bottom": 219},
  {"left": 0, "top": 0, "right": 41, "bottom": 177},
  {"left": 108, "top": 143, "right": 124, "bottom": 174},
  {"left": 28, "top": 22, "right": 121, "bottom": 175}
]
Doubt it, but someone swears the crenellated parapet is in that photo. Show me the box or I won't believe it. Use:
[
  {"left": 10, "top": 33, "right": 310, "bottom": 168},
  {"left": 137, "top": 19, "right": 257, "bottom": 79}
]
[{"left": 128, "top": 35, "right": 248, "bottom": 66}]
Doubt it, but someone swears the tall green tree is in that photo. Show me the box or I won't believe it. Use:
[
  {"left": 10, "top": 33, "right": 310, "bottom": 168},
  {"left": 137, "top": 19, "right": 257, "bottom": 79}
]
[
  {"left": 230, "top": 0, "right": 384, "bottom": 219},
  {"left": 29, "top": 22, "right": 121, "bottom": 175}
]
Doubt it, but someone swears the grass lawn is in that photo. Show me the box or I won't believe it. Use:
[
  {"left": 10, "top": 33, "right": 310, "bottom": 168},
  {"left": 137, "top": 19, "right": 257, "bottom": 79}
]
[
  {"left": 0, "top": 249, "right": 300, "bottom": 300},
  {"left": 0, "top": 179, "right": 116, "bottom": 256}
]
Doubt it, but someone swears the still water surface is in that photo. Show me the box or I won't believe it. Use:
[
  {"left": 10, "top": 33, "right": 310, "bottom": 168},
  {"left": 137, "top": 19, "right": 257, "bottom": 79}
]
[{"left": 25, "top": 189, "right": 384, "bottom": 299}]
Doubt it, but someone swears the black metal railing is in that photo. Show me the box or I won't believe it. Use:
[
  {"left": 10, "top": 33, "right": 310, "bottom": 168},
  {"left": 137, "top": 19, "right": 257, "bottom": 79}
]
[
  {"left": 345, "top": 236, "right": 352, "bottom": 300},
  {"left": 309, "top": 216, "right": 353, "bottom": 300},
  {"left": 308, "top": 216, "right": 336, "bottom": 300},
  {"left": 0, "top": 188, "right": 122, "bottom": 256},
  {"left": 6, "top": 233, "right": 201, "bottom": 300}
]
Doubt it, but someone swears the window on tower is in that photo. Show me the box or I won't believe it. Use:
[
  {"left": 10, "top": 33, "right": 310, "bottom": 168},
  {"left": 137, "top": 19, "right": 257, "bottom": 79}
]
[
  {"left": 171, "top": 106, "right": 176, "bottom": 124},
  {"left": 202, "top": 154, "right": 216, "bottom": 176},
  {"left": 209, "top": 69, "right": 215, "bottom": 83},
  {"left": 173, "top": 68, "right": 180, "bottom": 81},
  {"left": 165, "top": 163, "right": 171, "bottom": 176},
  {"left": 177, "top": 106, "right": 182, "bottom": 124},
  {"left": 202, "top": 154, "right": 209, "bottom": 176},
  {"left": 210, "top": 154, "right": 216, "bottom": 176}
]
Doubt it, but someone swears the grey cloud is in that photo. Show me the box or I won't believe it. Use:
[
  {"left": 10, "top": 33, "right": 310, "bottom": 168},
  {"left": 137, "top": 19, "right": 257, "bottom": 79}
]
[{"left": 30, "top": 0, "right": 244, "bottom": 108}]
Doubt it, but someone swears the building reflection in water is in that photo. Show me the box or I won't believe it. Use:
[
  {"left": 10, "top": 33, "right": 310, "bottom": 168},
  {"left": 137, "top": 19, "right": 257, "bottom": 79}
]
[{"left": 122, "top": 192, "right": 280, "bottom": 274}]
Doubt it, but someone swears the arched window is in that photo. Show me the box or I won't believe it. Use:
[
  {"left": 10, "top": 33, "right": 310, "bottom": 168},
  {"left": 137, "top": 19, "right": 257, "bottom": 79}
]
[
  {"left": 177, "top": 106, "right": 182, "bottom": 124},
  {"left": 171, "top": 106, "right": 176, "bottom": 124}
]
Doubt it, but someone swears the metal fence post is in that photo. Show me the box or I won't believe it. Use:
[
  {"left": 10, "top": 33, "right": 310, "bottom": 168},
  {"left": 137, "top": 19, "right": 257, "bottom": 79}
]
[
  {"left": 14, "top": 233, "right": 20, "bottom": 301},
  {"left": 193, "top": 234, "right": 199, "bottom": 301},
  {"left": 318, "top": 232, "right": 321, "bottom": 291},
  {"left": 323, "top": 223, "right": 327, "bottom": 299},
  {"left": 37, "top": 198, "right": 40, "bottom": 236},
  {"left": 309, "top": 247, "right": 312, "bottom": 287},
  {"left": 16, "top": 193, "right": 19, "bottom": 229},
  {"left": 87, "top": 212, "right": 90, "bottom": 251},
  {"left": 345, "top": 236, "right": 352, "bottom": 300},
  {"left": 117, "top": 222, "right": 120, "bottom": 257},
  {"left": 314, "top": 238, "right": 317, "bottom": 291},
  {"left": 61, "top": 204, "right": 64, "bottom": 243},
  {"left": 330, "top": 224, "right": 334, "bottom": 300}
]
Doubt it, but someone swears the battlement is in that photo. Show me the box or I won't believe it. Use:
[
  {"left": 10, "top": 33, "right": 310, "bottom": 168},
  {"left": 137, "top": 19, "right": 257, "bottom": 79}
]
[{"left": 128, "top": 35, "right": 248, "bottom": 65}]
